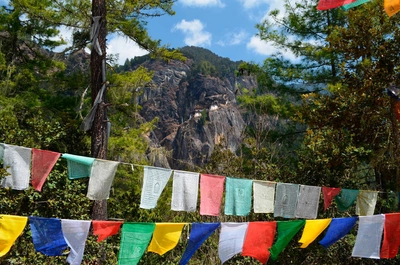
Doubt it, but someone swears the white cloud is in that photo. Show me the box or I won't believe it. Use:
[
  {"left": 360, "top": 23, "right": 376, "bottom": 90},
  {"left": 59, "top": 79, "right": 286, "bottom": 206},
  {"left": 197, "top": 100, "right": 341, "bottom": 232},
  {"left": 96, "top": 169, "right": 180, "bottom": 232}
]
[
  {"left": 173, "top": 19, "right": 212, "bottom": 47},
  {"left": 246, "top": 35, "right": 298, "bottom": 62},
  {"left": 107, "top": 34, "right": 149, "bottom": 65},
  {"left": 180, "top": 0, "right": 225, "bottom": 7},
  {"left": 237, "top": 0, "right": 269, "bottom": 9},
  {"left": 217, "top": 30, "right": 248, "bottom": 46}
]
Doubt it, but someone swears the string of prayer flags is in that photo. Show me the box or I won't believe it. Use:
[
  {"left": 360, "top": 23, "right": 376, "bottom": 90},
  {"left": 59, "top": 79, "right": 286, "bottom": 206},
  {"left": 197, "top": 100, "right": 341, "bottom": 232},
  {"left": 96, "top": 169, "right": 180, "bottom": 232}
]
[
  {"left": 147, "top": 223, "right": 186, "bottom": 255},
  {"left": 179, "top": 222, "right": 220, "bottom": 265},
  {"left": 270, "top": 220, "right": 305, "bottom": 261},
  {"left": 29, "top": 216, "right": 68, "bottom": 256},
  {"left": 92, "top": 220, "right": 123, "bottom": 242},
  {"left": 274, "top": 183, "right": 300, "bottom": 218},
  {"left": 87, "top": 159, "right": 119, "bottom": 200},
  {"left": 31, "top": 148, "right": 60, "bottom": 191},
  {"left": 380, "top": 213, "right": 400, "bottom": 258},
  {"left": 317, "top": 0, "right": 356, "bottom": 10},
  {"left": 335, "top": 188, "right": 359, "bottom": 212},
  {"left": 140, "top": 166, "right": 172, "bottom": 209},
  {"left": 295, "top": 185, "right": 321, "bottom": 219},
  {"left": 62, "top": 154, "right": 95, "bottom": 179},
  {"left": 384, "top": 0, "right": 400, "bottom": 17},
  {"left": 299, "top": 219, "right": 332, "bottom": 248},
  {"left": 322, "top": 187, "right": 341, "bottom": 210},
  {"left": 61, "top": 219, "right": 91, "bottom": 265},
  {"left": 118, "top": 223, "right": 155, "bottom": 265},
  {"left": 319, "top": 217, "right": 358, "bottom": 248},
  {"left": 224, "top": 177, "right": 253, "bottom": 216},
  {"left": 218, "top": 222, "right": 249, "bottom": 264},
  {"left": 356, "top": 190, "right": 378, "bottom": 216},
  {"left": 171, "top": 170, "right": 199, "bottom": 212},
  {"left": 253, "top": 180, "right": 275, "bottom": 213},
  {"left": 0, "top": 215, "right": 27, "bottom": 257},
  {"left": 242, "top": 222, "right": 276, "bottom": 264},
  {"left": 199, "top": 174, "right": 225, "bottom": 216},
  {"left": 1, "top": 144, "right": 31, "bottom": 190},
  {"left": 352, "top": 214, "right": 385, "bottom": 259},
  {"left": 342, "top": 0, "right": 371, "bottom": 9}
]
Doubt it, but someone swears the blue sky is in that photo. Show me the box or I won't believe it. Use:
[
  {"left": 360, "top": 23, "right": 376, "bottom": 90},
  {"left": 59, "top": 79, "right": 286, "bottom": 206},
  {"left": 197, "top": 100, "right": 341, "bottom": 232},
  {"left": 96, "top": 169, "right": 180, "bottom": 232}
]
[
  {"left": 0, "top": 0, "right": 297, "bottom": 65},
  {"left": 108, "top": 0, "right": 298, "bottom": 65}
]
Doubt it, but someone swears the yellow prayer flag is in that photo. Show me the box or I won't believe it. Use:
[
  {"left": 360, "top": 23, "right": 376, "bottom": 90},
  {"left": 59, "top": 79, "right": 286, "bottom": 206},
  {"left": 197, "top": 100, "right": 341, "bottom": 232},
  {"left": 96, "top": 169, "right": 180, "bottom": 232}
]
[
  {"left": 298, "top": 219, "right": 332, "bottom": 248},
  {"left": 147, "top": 223, "right": 187, "bottom": 255},
  {"left": 385, "top": 0, "right": 400, "bottom": 17},
  {"left": 0, "top": 215, "right": 28, "bottom": 257}
]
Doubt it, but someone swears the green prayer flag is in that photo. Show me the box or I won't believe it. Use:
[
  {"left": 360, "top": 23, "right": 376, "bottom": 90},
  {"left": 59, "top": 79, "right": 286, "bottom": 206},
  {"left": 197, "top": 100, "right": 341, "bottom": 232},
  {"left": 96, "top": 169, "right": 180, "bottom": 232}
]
[
  {"left": 335, "top": 189, "right": 359, "bottom": 212},
  {"left": 269, "top": 220, "right": 305, "bottom": 261},
  {"left": 118, "top": 223, "right": 155, "bottom": 265},
  {"left": 342, "top": 0, "right": 370, "bottom": 10},
  {"left": 62, "top": 153, "right": 95, "bottom": 179}
]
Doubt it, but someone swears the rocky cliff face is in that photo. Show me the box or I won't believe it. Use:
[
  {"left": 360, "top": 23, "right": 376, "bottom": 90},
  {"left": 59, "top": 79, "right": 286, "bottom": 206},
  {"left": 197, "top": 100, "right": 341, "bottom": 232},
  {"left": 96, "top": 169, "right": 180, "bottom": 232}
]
[{"left": 136, "top": 49, "right": 257, "bottom": 169}]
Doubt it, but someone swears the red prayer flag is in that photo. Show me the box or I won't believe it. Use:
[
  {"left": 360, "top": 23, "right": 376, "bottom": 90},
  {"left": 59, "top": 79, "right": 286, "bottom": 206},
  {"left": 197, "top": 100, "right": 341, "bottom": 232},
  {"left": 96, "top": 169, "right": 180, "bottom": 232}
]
[
  {"left": 242, "top": 221, "right": 276, "bottom": 264},
  {"left": 199, "top": 174, "right": 225, "bottom": 216},
  {"left": 92, "top": 220, "right": 123, "bottom": 242},
  {"left": 317, "top": 0, "right": 356, "bottom": 10},
  {"left": 381, "top": 213, "right": 400, "bottom": 258},
  {"left": 322, "top": 187, "right": 341, "bottom": 210},
  {"left": 395, "top": 101, "right": 400, "bottom": 122},
  {"left": 31, "top": 148, "right": 61, "bottom": 191}
]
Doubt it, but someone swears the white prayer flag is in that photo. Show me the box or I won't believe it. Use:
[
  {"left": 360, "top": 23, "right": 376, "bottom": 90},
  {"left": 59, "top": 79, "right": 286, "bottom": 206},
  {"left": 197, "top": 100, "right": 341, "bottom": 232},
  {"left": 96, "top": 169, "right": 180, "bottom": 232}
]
[
  {"left": 171, "top": 170, "right": 199, "bottom": 212},
  {"left": 352, "top": 214, "right": 385, "bottom": 259},
  {"left": 274, "top": 183, "right": 300, "bottom": 218},
  {"left": 356, "top": 190, "right": 378, "bottom": 216},
  {"left": 295, "top": 185, "right": 321, "bottom": 219},
  {"left": 140, "top": 166, "right": 172, "bottom": 209},
  {"left": 253, "top": 181, "right": 275, "bottom": 213},
  {"left": 87, "top": 159, "right": 119, "bottom": 200},
  {"left": 218, "top": 222, "right": 249, "bottom": 263},
  {"left": 1, "top": 144, "right": 31, "bottom": 190},
  {"left": 61, "top": 219, "right": 91, "bottom": 265}
]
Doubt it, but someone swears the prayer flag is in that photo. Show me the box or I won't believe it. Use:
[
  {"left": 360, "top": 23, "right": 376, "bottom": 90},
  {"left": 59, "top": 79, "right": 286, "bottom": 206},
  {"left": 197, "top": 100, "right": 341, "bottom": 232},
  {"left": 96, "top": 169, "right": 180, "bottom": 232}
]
[
  {"left": 342, "top": 0, "right": 370, "bottom": 9},
  {"left": 385, "top": 0, "right": 400, "bottom": 17},
  {"left": 274, "top": 183, "right": 300, "bottom": 218},
  {"left": 295, "top": 185, "right": 321, "bottom": 219},
  {"left": 140, "top": 166, "right": 172, "bottom": 209},
  {"left": 62, "top": 153, "right": 95, "bottom": 179},
  {"left": 335, "top": 188, "right": 359, "bottom": 212},
  {"left": 118, "top": 223, "right": 155, "bottom": 265},
  {"left": 179, "top": 223, "right": 220, "bottom": 265},
  {"left": 218, "top": 222, "right": 248, "bottom": 263},
  {"left": 31, "top": 148, "right": 60, "bottom": 191},
  {"left": 0, "top": 215, "right": 27, "bottom": 257},
  {"left": 147, "top": 223, "right": 186, "bottom": 255},
  {"left": 242, "top": 222, "right": 276, "bottom": 264},
  {"left": 29, "top": 216, "right": 68, "bottom": 256},
  {"left": 199, "top": 174, "right": 225, "bottom": 216},
  {"left": 1, "top": 144, "right": 31, "bottom": 190},
  {"left": 87, "top": 159, "right": 119, "bottom": 200},
  {"left": 352, "top": 214, "right": 385, "bottom": 259},
  {"left": 253, "top": 181, "right": 275, "bottom": 213},
  {"left": 224, "top": 177, "right": 253, "bottom": 216},
  {"left": 319, "top": 217, "right": 358, "bottom": 248},
  {"left": 380, "top": 213, "right": 400, "bottom": 258},
  {"left": 270, "top": 220, "right": 305, "bottom": 261},
  {"left": 355, "top": 190, "right": 378, "bottom": 216},
  {"left": 92, "top": 220, "right": 123, "bottom": 242},
  {"left": 171, "top": 170, "right": 199, "bottom": 212},
  {"left": 322, "top": 187, "right": 341, "bottom": 210},
  {"left": 61, "top": 219, "right": 91, "bottom": 265},
  {"left": 299, "top": 219, "right": 332, "bottom": 248},
  {"left": 317, "top": 0, "right": 356, "bottom": 10}
]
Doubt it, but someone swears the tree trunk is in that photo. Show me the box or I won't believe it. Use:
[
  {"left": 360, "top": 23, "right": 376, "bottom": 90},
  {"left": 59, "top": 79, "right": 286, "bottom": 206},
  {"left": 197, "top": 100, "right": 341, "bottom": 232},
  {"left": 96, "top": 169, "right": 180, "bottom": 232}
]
[{"left": 91, "top": 0, "right": 107, "bottom": 221}]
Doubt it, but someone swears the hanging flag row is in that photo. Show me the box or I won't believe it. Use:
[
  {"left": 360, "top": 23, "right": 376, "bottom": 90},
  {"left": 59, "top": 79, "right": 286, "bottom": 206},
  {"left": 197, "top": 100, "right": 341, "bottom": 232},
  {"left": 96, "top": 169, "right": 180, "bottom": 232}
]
[
  {"left": 2, "top": 213, "right": 400, "bottom": 264},
  {"left": 140, "top": 167, "right": 379, "bottom": 219},
  {"left": 0, "top": 143, "right": 381, "bottom": 219},
  {"left": 316, "top": 0, "right": 400, "bottom": 17}
]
